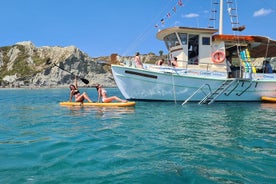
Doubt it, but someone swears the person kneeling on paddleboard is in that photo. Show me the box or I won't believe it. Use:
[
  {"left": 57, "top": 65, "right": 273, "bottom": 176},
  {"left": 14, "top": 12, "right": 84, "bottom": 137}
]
[
  {"left": 95, "top": 84, "right": 127, "bottom": 103},
  {"left": 69, "top": 77, "right": 93, "bottom": 103}
]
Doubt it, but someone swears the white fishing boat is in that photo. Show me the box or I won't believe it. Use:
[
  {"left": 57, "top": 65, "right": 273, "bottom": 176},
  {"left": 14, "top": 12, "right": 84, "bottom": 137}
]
[{"left": 111, "top": 0, "right": 276, "bottom": 104}]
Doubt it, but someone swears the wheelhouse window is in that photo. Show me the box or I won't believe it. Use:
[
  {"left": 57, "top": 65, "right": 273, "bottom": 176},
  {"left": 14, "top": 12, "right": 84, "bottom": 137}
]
[
  {"left": 164, "top": 33, "right": 178, "bottom": 48},
  {"left": 202, "top": 37, "right": 210, "bottom": 45},
  {"left": 178, "top": 33, "right": 187, "bottom": 45},
  {"left": 188, "top": 34, "right": 199, "bottom": 65}
]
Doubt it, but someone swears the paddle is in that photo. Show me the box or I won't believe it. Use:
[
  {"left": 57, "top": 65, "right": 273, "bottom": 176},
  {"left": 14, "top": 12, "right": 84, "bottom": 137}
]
[{"left": 53, "top": 63, "right": 90, "bottom": 84}]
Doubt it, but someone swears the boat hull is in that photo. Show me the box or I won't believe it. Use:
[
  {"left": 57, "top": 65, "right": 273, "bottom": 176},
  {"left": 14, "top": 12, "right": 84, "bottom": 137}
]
[
  {"left": 111, "top": 65, "right": 276, "bottom": 102},
  {"left": 60, "top": 101, "right": 136, "bottom": 107}
]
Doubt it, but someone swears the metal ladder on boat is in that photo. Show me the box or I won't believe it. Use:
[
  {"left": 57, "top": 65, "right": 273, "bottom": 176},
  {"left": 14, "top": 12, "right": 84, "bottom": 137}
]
[
  {"left": 208, "top": 0, "right": 219, "bottom": 29},
  {"left": 226, "top": 0, "right": 245, "bottom": 32},
  {"left": 208, "top": 0, "right": 244, "bottom": 32},
  {"left": 182, "top": 84, "right": 212, "bottom": 105},
  {"left": 199, "top": 79, "right": 237, "bottom": 105}
]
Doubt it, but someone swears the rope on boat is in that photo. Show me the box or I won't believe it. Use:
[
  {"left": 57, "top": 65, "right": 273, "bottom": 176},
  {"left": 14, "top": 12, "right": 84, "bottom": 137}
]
[
  {"left": 171, "top": 70, "right": 177, "bottom": 104},
  {"left": 167, "top": 53, "right": 177, "bottom": 104},
  {"left": 265, "top": 38, "right": 270, "bottom": 59}
]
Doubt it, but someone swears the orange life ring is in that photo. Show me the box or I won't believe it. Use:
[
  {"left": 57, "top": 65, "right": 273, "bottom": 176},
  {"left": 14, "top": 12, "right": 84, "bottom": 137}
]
[{"left": 212, "top": 51, "right": 225, "bottom": 64}]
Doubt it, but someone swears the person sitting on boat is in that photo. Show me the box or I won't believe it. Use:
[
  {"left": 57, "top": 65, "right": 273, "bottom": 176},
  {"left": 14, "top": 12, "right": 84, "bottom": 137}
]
[
  {"left": 263, "top": 60, "right": 273, "bottom": 73},
  {"left": 171, "top": 57, "right": 178, "bottom": 67},
  {"left": 95, "top": 84, "right": 127, "bottom": 103},
  {"left": 134, "top": 52, "right": 143, "bottom": 68},
  {"left": 156, "top": 59, "right": 164, "bottom": 65},
  {"left": 69, "top": 76, "right": 93, "bottom": 103},
  {"left": 226, "top": 56, "right": 233, "bottom": 78}
]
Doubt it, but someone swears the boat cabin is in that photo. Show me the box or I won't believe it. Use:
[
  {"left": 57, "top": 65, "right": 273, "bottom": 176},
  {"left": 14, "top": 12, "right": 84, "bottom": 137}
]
[
  {"left": 157, "top": 26, "right": 219, "bottom": 67},
  {"left": 157, "top": 26, "right": 276, "bottom": 76}
]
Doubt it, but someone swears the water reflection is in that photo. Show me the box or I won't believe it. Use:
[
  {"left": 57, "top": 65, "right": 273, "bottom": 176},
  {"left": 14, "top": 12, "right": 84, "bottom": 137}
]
[
  {"left": 260, "top": 102, "right": 276, "bottom": 110},
  {"left": 64, "top": 106, "right": 135, "bottom": 119},
  {"left": 94, "top": 107, "right": 135, "bottom": 119}
]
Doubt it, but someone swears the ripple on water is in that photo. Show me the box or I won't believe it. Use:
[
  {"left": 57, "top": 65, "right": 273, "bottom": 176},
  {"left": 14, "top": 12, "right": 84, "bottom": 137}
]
[{"left": 0, "top": 90, "right": 275, "bottom": 183}]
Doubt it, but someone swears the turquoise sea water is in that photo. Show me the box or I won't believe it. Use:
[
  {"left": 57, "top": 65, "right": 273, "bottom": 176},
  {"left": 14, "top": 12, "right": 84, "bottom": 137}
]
[{"left": 0, "top": 88, "right": 275, "bottom": 184}]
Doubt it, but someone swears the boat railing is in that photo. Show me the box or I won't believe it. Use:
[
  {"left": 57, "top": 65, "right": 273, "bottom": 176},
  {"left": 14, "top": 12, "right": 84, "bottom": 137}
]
[
  {"left": 177, "top": 60, "right": 227, "bottom": 74},
  {"left": 123, "top": 60, "right": 136, "bottom": 68},
  {"left": 122, "top": 59, "right": 228, "bottom": 74}
]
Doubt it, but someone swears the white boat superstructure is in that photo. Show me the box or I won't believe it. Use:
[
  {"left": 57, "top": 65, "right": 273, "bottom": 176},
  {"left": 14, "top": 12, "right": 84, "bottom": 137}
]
[{"left": 111, "top": 0, "right": 276, "bottom": 103}]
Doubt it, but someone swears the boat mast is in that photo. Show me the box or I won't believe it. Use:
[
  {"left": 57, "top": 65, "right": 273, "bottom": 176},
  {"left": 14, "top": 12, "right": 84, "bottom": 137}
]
[{"left": 219, "top": 0, "right": 223, "bottom": 34}]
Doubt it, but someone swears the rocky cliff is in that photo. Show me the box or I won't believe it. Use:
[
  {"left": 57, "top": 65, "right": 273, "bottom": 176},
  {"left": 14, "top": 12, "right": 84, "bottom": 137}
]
[{"left": 0, "top": 41, "right": 163, "bottom": 88}]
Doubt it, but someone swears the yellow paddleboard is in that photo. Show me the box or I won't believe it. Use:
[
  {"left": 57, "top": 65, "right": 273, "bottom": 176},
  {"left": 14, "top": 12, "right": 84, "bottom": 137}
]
[
  {"left": 261, "top": 96, "right": 276, "bottom": 103},
  {"left": 60, "top": 101, "right": 136, "bottom": 107}
]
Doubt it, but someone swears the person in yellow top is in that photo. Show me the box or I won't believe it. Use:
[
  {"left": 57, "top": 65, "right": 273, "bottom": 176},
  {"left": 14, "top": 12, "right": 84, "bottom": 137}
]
[{"left": 95, "top": 84, "right": 127, "bottom": 103}]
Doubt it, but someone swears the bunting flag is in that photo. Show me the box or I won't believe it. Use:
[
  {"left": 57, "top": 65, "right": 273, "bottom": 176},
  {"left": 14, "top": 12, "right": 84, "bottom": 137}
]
[
  {"left": 178, "top": 0, "right": 183, "bottom": 6},
  {"left": 173, "top": 6, "right": 177, "bottom": 13},
  {"left": 154, "top": 0, "right": 184, "bottom": 29}
]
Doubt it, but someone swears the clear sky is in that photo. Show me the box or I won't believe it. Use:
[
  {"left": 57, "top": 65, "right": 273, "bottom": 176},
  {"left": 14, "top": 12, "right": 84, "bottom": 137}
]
[{"left": 1, "top": 0, "right": 275, "bottom": 57}]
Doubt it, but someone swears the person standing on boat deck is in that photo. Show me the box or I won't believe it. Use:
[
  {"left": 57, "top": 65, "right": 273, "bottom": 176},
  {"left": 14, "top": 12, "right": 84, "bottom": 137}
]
[
  {"left": 171, "top": 57, "right": 178, "bottom": 67},
  {"left": 134, "top": 52, "right": 143, "bottom": 68},
  {"left": 263, "top": 60, "right": 273, "bottom": 73},
  {"left": 69, "top": 76, "right": 93, "bottom": 102},
  {"left": 167, "top": 59, "right": 171, "bottom": 66},
  {"left": 226, "top": 56, "right": 232, "bottom": 78},
  {"left": 95, "top": 84, "right": 127, "bottom": 103}
]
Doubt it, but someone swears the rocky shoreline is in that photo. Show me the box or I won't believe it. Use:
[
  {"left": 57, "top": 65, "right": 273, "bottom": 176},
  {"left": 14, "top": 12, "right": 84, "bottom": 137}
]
[{"left": 0, "top": 41, "right": 164, "bottom": 88}]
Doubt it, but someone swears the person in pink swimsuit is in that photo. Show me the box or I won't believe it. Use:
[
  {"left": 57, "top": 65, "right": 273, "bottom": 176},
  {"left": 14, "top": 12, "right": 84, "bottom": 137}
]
[
  {"left": 95, "top": 84, "right": 127, "bottom": 103},
  {"left": 134, "top": 52, "right": 143, "bottom": 68}
]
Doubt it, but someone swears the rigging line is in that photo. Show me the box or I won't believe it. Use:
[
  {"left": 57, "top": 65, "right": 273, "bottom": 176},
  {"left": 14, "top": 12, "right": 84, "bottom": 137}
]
[
  {"left": 123, "top": 0, "right": 184, "bottom": 56},
  {"left": 122, "top": 0, "right": 176, "bottom": 56}
]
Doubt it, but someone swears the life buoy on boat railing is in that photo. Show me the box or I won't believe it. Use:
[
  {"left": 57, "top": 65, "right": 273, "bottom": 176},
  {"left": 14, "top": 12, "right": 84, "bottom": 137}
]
[{"left": 211, "top": 51, "right": 225, "bottom": 64}]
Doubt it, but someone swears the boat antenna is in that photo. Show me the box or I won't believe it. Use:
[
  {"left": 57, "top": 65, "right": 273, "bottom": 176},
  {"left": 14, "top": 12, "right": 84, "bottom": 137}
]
[{"left": 219, "top": 0, "right": 223, "bottom": 34}]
